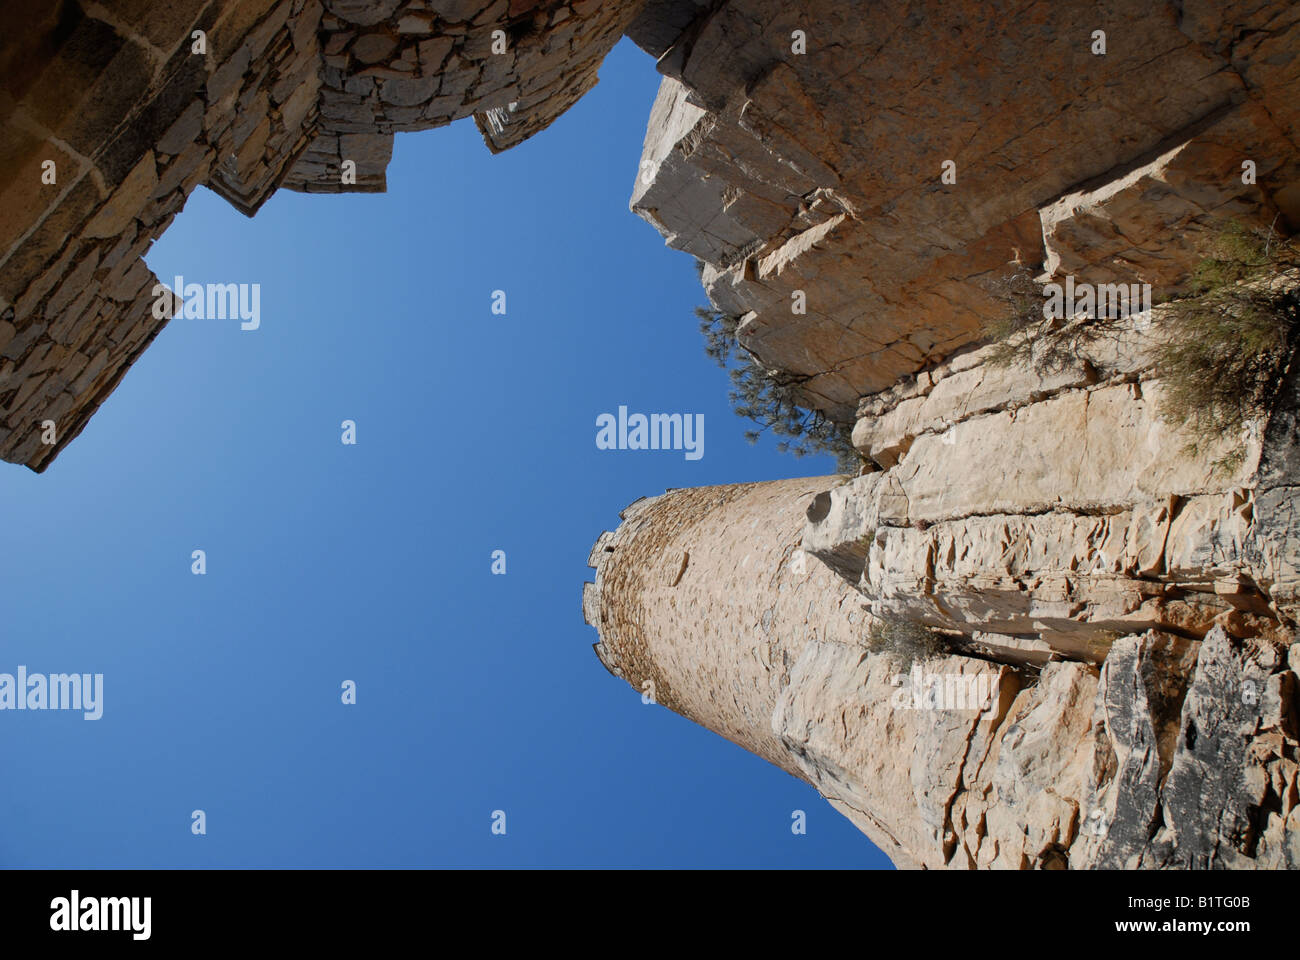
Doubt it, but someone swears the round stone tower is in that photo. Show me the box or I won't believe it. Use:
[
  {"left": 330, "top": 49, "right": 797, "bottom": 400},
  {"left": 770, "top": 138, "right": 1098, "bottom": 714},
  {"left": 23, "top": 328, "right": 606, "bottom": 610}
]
[
  {"left": 583, "top": 473, "right": 1300, "bottom": 871},
  {"left": 582, "top": 476, "right": 869, "bottom": 777}
]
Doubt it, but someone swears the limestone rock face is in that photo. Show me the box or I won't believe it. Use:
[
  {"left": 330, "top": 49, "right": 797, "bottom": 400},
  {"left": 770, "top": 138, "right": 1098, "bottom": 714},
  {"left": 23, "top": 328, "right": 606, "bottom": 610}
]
[
  {"left": 631, "top": 0, "right": 1300, "bottom": 419},
  {"left": 1082, "top": 627, "right": 1300, "bottom": 869},
  {"left": 601, "top": 143, "right": 1300, "bottom": 864},
  {"left": 598, "top": 0, "right": 1300, "bottom": 869},
  {"left": 587, "top": 483, "right": 1300, "bottom": 869},
  {"left": 596, "top": 25, "right": 1300, "bottom": 857},
  {"left": 5, "top": 0, "right": 1300, "bottom": 871},
  {"left": 586, "top": 264, "right": 1298, "bottom": 867},
  {"left": 798, "top": 290, "right": 1300, "bottom": 667}
]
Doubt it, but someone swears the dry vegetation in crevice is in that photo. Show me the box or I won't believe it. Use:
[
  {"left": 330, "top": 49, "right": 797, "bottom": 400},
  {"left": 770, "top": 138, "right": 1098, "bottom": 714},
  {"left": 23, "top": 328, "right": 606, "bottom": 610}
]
[
  {"left": 981, "top": 220, "right": 1300, "bottom": 475},
  {"left": 1153, "top": 220, "right": 1300, "bottom": 474},
  {"left": 692, "top": 259, "right": 863, "bottom": 473},
  {"left": 979, "top": 262, "right": 1110, "bottom": 375},
  {"left": 865, "top": 616, "right": 951, "bottom": 666}
]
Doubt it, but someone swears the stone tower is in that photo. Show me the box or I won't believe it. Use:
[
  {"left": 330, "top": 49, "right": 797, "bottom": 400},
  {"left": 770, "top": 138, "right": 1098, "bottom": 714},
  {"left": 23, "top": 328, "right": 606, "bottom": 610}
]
[
  {"left": 3, "top": 0, "right": 1299, "bottom": 869},
  {"left": 586, "top": 468, "right": 1300, "bottom": 869},
  {"left": 581, "top": 0, "right": 1300, "bottom": 869},
  {"left": 583, "top": 477, "right": 870, "bottom": 778}
]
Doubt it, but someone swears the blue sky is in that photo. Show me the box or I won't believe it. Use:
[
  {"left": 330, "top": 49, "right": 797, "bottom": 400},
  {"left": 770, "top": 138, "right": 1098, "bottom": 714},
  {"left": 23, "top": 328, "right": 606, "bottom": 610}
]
[{"left": 0, "top": 38, "right": 890, "bottom": 869}]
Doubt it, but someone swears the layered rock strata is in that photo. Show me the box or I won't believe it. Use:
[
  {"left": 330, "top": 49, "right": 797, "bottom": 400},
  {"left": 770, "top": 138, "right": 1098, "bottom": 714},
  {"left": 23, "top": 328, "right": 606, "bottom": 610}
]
[
  {"left": 631, "top": 0, "right": 1300, "bottom": 418},
  {"left": 585, "top": 478, "right": 1300, "bottom": 868},
  {"left": 586, "top": 273, "right": 1300, "bottom": 866},
  {"left": 4, "top": 0, "right": 1300, "bottom": 871},
  {"left": 587, "top": 0, "right": 1300, "bottom": 866}
]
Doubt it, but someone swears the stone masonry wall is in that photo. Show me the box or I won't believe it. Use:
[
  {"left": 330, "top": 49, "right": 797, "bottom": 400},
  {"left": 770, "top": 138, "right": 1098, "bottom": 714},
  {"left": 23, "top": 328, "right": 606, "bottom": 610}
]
[
  {"left": 584, "top": 477, "right": 870, "bottom": 779},
  {"left": 281, "top": 0, "right": 639, "bottom": 192},
  {"left": 0, "top": 0, "right": 640, "bottom": 471},
  {"left": 1, "top": 0, "right": 311, "bottom": 470}
]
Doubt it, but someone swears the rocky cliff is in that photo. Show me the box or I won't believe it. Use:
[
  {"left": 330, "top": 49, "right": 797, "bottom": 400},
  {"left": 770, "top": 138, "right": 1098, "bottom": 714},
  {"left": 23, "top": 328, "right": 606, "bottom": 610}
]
[
  {"left": 592, "top": 0, "right": 1300, "bottom": 868},
  {"left": 3, "top": 0, "right": 1298, "bottom": 868},
  {"left": 585, "top": 261, "right": 1300, "bottom": 869},
  {"left": 629, "top": 0, "right": 1300, "bottom": 419},
  {"left": 586, "top": 478, "right": 1300, "bottom": 868}
]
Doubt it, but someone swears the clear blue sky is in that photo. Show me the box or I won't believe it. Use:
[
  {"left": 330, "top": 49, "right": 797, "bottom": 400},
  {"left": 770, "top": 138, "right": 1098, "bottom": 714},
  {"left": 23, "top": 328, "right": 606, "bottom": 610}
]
[{"left": 0, "top": 38, "right": 891, "bottom": 869}]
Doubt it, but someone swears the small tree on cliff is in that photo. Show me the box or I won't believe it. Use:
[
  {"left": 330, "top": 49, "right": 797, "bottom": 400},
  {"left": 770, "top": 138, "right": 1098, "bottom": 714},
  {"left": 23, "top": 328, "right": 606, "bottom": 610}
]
[
  {"left": 693, "top": 283, "right": 860, "bottom": 473},
  {"left": 1154, "top": 218, "right": 1300, "bottom": 471},
  {"left": 982, "top": 219, "right": 1300, "bottom": 473}
]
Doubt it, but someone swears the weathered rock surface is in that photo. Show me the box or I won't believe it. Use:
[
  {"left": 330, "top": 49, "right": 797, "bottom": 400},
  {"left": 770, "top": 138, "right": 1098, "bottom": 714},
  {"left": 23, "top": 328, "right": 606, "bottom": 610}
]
[
  {"left": 587, "top": 481, "right": 1299, "bottom": 869},
  {"left": 598, "top": 0, "right": 1300, "bottom": 869},
  {"left": 5, "top": 0, "right": 1299, "bottom": 871},
  {"left": 803, "top": 288, "right": 1300, "bottom": 668},
  {"left": 631, "top": 0, "right": 1300, "bottom": 419},
  {"left": 591, "top": 257, "right": 1299, "bottom": 868}
]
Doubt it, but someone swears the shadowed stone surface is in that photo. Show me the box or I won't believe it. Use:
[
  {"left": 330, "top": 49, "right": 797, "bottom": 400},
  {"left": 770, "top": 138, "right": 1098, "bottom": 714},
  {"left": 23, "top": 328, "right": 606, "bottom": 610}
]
[
  {"left": 631, "top": 0, "right": 1300, "bottom": 419},
  {"left": 0, "top": 0, "right": 640, "bottom": 470}
]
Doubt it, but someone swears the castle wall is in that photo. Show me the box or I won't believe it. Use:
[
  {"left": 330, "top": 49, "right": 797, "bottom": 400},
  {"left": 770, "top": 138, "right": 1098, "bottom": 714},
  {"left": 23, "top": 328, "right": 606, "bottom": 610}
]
[
  {"left": 0, "top": 0, "right": 640, "bottom": 470},
  {"left": 584, "top": 477, "right": 869, "bottom": 777}
]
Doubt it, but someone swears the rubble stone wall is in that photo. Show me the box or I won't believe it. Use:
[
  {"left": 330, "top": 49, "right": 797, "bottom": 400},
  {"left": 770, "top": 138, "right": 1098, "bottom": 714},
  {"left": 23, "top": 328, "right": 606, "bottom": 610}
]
[{"left": 0, "top": 0, "right": 640, "bottom": 470}]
